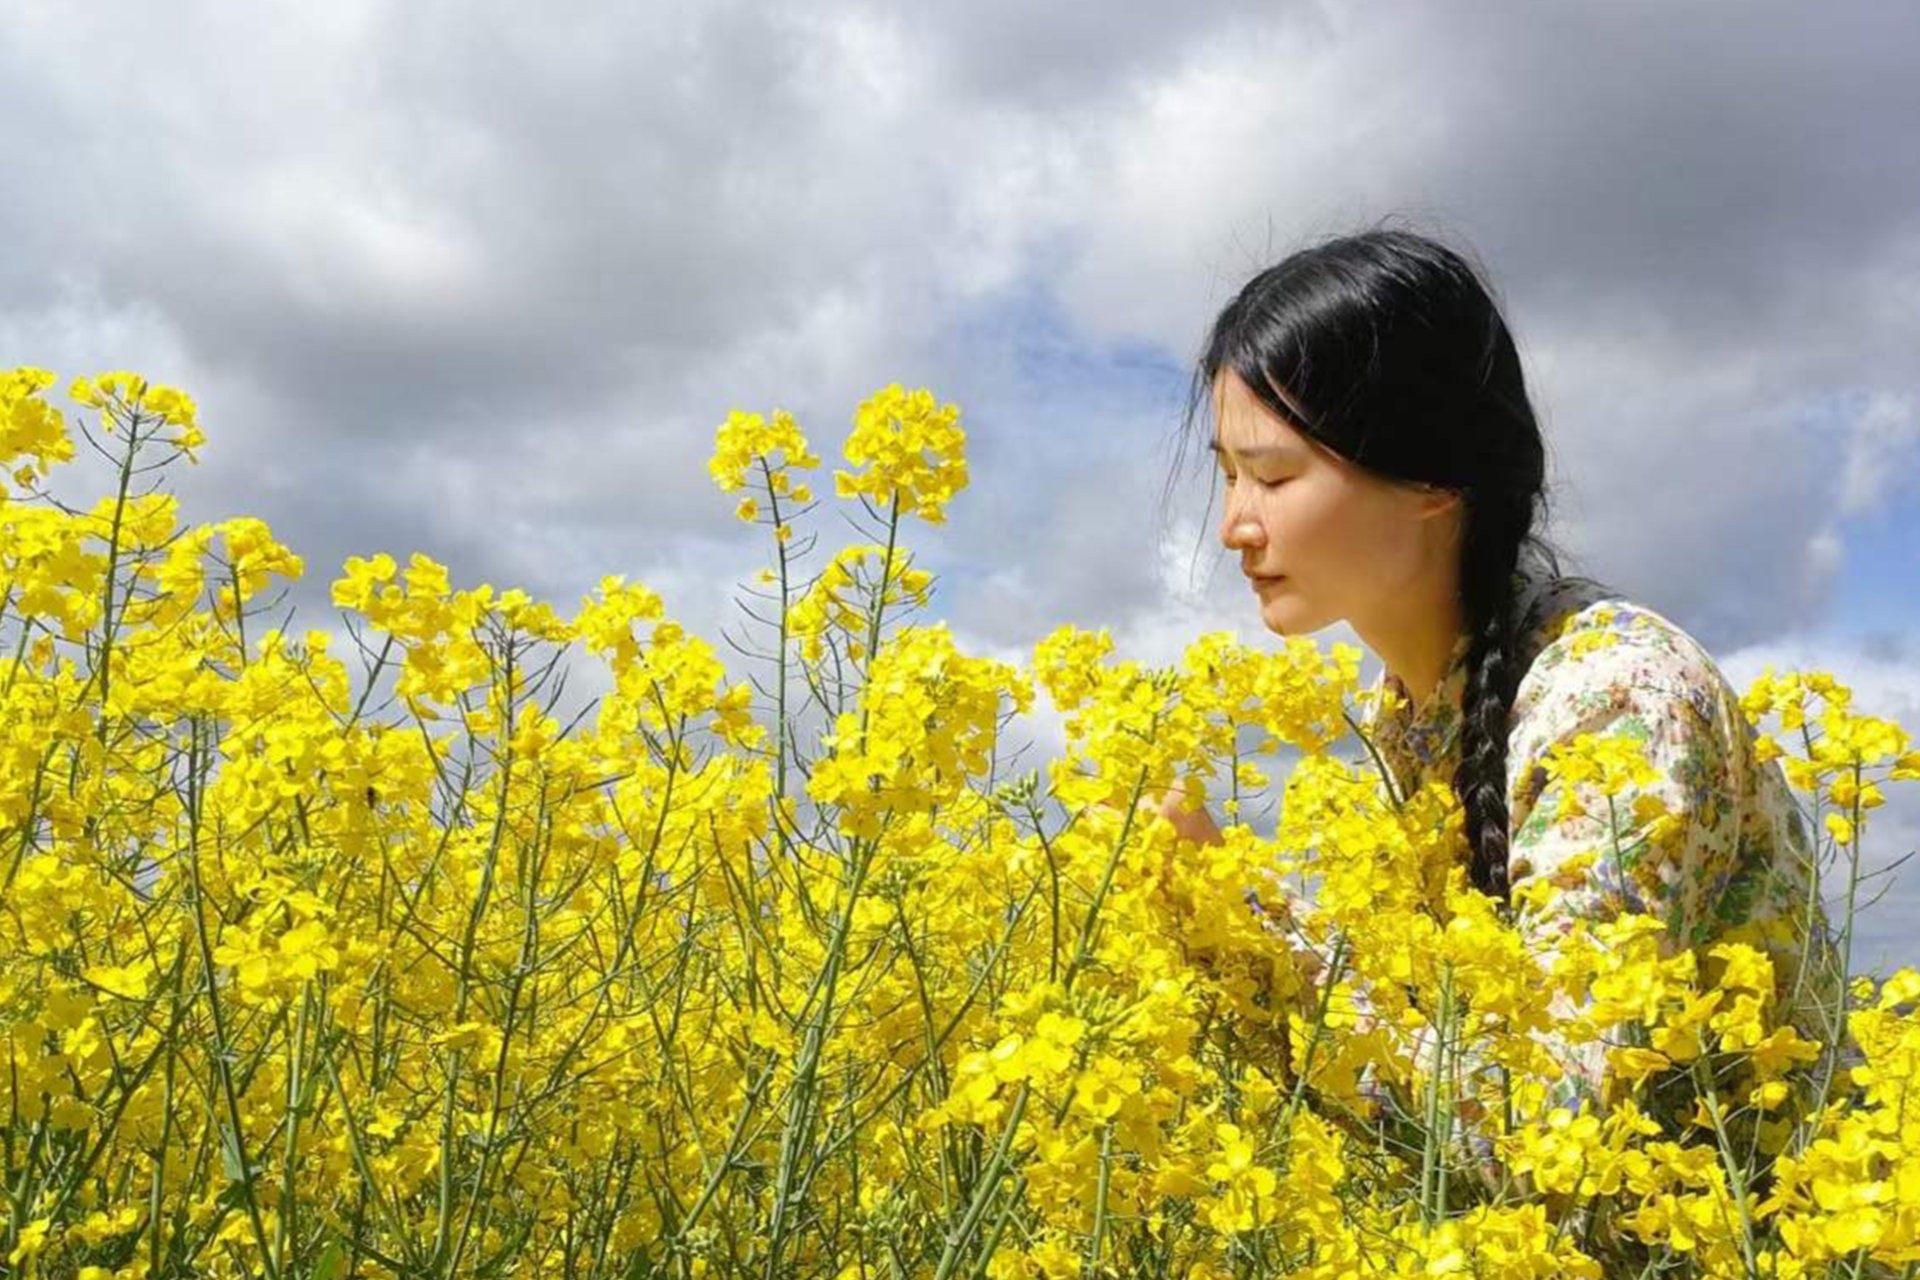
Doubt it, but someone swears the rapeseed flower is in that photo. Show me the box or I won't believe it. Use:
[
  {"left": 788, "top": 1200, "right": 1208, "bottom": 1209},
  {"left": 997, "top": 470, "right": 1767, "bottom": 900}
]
[{"left": 0, "top": 365, "right": 1913, "bottom": 1280}]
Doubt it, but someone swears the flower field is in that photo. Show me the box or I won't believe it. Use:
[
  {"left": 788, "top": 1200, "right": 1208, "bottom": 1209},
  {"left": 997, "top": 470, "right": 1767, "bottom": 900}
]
[{"left": 1, "top": 366, "right": 1916, "bottom": 1279}]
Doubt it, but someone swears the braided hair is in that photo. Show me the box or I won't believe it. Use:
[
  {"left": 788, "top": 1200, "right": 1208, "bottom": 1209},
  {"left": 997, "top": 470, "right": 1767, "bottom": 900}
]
[{"left": 1174, "top": 222, "right": 1613, "bottom": 902}]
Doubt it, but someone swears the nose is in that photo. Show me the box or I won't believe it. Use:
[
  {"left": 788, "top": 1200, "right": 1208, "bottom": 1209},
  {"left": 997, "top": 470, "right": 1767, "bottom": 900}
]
[{"left": 1219, "top": 490, "right": 1264, "bottom": 552}]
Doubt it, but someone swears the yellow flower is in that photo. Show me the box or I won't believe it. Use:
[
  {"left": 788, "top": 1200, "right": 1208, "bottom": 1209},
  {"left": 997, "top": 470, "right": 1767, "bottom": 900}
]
[
  {"left": 6, "top": 1217, "right": 52, "bottom": 1269},
  {"left": 831, "top": 383, "right": 968, "bottom": 524},
  {"left": 1608, "top": 1045, "right": 1671, "bottom": 1087},
  {"left": 708, "top": 406, "right": 818, "bottom": 493},
  {"left": 1747, "top": 1025, "right": 1822, "bottom": 1077},
  {"left": 6, "top": 365, "right": 1916, "bottom": 1280},
  {"left": 785, "top": 543, "right": 937, "bottom": 663},
  {"left": 1203, "top": 1123, "right": 1278, "bottom": 1233},
  {"left": 1, "top": 366, "right": 75, "bottom": 492}
]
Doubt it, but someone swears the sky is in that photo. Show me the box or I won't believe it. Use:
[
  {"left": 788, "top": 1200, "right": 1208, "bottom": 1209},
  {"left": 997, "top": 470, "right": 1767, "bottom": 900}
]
[{"left": 3, "top": 0, "right": 1917, "bottom": 971}]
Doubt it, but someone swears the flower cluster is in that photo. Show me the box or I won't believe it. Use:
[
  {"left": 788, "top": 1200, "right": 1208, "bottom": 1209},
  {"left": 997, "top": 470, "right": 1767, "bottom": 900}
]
[
  {"left": 784, "top": 542, "right": 933, "bottom": 663},
  {"left": 709, "top": 407, "right": 819, "bottom": 543},
  {"left": 69, "top": 369, "right": 205, "bottom": 458},
  {"left": 1742, "top": 667, "right": 1918, "bottom": 845},
  {"left": 0, "top": 367, "right": 76, "bottom": 492},
  {"left": 833, "top": 383, "right": 968, "bottom": 524}
]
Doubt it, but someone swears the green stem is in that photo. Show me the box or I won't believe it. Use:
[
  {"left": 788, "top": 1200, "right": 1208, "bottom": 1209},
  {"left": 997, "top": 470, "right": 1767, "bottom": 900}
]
[
  {"left": 931, "top": 761, "right": 1161, "bottom": 1278},
  {"left": 183, "top": 717, "right": 283, "bottom": 1280},
  {"left": 1420, "top": 964, "right": 1456, "bottom": 1228},
  {"left": 1085, "top": 1122, "right": 1115, "bottom": 1273},
  {"left": 1691, "top": 1056, "right": 1763, "bottom": 1280}
]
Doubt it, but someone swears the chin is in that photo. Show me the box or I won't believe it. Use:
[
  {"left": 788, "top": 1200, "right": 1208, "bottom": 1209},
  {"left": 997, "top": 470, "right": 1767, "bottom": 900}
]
[
  {"left": 1255, "top": 604, "right": 1301, "bottom": 637},
  {"left": 1258, "top": 598, "right": 1330, "bottom": 638}
]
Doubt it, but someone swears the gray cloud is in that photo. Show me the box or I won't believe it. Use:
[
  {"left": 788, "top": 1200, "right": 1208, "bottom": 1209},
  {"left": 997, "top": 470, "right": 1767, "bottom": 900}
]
[{"left": 1037, "top": 2, "right": 1920, "bottom": 649}]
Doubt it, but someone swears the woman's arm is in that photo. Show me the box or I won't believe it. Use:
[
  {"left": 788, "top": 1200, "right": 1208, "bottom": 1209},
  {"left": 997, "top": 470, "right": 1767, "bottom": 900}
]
[{"left": 1416, "top": 665, "right": 1750, "bottom": 1211}]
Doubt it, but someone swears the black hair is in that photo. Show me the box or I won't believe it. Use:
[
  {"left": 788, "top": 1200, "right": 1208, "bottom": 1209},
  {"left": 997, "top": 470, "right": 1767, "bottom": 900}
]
[{"left": 1172, "top": 221, "right": 1616, "bottom": 902}]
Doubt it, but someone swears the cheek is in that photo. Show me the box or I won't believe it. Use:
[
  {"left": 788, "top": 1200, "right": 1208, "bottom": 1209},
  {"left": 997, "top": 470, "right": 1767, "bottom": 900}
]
[
  {"left": 1274, "top": 481, "right": 1351, "bottom": 559},
  {"left": 1340, "top": 494, "right": 1428, "bottom": 583},
  {"left": 1282, "top": 480, "right": 1412, "bottom": 589}
]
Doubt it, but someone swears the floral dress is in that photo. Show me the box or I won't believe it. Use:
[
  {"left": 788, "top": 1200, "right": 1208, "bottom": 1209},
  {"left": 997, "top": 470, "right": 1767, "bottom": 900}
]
[{"left": 1339, "top": 574, "right": 1836, "bottom": 1120}]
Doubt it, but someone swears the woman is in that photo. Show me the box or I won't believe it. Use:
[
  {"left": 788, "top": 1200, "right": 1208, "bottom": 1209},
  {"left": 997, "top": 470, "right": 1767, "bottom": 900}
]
[{"left": 1153, "top": 224, "right": 1837, "bottom": 1126}]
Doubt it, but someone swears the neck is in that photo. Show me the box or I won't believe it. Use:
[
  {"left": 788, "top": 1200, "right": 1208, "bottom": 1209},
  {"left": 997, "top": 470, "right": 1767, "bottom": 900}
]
[{"left": 1356, "top": 589, "right": 1467, "bottom": 714}]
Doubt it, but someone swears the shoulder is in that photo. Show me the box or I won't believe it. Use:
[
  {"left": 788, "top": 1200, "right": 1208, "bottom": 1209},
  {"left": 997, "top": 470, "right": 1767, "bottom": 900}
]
[
  {"left": 1502, "top": 592, "right": 1741, "bottom": 847},
  {"left": 1510, "top": 589, "right": 1734, "bottom": 743}
]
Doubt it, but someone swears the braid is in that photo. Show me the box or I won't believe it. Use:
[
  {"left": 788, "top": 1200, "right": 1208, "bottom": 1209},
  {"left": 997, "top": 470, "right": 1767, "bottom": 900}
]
[{"left": 1452, "top": 506, "right": 1528, "bottom": 903}]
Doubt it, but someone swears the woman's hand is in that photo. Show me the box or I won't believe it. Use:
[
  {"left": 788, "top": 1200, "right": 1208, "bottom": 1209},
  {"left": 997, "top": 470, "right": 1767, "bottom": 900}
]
[
  {"left": 1139, "top": 776, "right": 1226, "bottom": 849},
  {"left": 1106, "top": 778, "right": 1328, "bottom": 990},
  {"left": 1093, "top": 776, "right": 1223, "bottom": 905}
]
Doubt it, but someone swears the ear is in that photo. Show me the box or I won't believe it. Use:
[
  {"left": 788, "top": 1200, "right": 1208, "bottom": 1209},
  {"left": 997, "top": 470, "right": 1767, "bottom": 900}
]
[{"left": 1415, "top": 486, "right": 1463, "bottom": 520}]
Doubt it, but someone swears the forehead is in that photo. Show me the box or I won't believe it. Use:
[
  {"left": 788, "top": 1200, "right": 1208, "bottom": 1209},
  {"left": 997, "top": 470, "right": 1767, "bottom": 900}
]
[{"left": 1208, "top": 370, "right": 1314, "bottom": 458}]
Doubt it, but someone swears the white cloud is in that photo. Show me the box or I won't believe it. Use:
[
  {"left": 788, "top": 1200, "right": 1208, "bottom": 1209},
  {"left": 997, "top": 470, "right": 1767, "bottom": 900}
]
[{"left": 1838, "top": 391, "right": 1920, "bottom": 516}]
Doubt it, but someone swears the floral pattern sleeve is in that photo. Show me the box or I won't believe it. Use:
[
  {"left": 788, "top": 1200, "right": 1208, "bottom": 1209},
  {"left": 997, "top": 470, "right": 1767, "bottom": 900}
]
[
  {"left": 1499, "top": 609, "right": 1832, "bottom": 1112},
  {"left": 1500, "top": 644, "right": 1740, "bottom": 1114}
]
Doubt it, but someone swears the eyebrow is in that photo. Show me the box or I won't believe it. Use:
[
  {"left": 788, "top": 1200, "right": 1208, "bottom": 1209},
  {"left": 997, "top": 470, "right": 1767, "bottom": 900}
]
[{"left": 1208, "top": 439, "right": 1295, "bottom": 461}]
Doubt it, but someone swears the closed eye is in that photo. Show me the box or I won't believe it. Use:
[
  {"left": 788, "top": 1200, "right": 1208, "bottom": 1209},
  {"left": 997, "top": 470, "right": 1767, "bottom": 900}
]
[{"left": 1223, "top": 472, "right": 1286, "bottom": 489}]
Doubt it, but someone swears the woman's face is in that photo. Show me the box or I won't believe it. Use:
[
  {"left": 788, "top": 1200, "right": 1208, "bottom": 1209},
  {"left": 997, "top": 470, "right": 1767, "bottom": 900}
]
[{"left": 1210, "top": 369, "right": 1460, "bottom": 637}]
